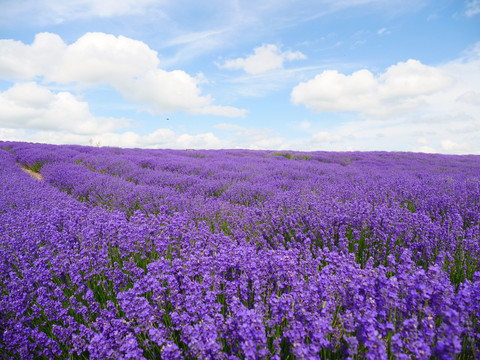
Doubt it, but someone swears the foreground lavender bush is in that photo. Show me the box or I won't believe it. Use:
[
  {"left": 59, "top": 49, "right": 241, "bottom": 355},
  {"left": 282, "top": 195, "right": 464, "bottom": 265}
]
[{"left": 1, "top": 141, "right": 479, "bottom": 359}]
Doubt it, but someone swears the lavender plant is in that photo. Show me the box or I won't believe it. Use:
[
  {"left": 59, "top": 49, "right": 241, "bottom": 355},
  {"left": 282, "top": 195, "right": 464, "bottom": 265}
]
[{"left": 0, "top": 141, "right": 479, "bottom": 359}]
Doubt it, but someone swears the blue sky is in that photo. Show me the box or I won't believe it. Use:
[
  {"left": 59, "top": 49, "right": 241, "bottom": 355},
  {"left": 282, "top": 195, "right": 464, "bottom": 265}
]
[{"left": 0, "top": 0, "right": 479, "bottom": 153}]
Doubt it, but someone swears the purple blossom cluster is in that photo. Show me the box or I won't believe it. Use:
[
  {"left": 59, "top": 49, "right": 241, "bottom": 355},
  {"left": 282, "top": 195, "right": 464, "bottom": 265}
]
[{"left": 1, "top": 141, "right": 479, "bottom": 359}]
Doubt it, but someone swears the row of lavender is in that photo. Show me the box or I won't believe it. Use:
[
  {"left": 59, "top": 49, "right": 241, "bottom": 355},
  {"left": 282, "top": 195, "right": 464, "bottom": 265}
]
[{"left": 1, "top": 141, "right": 479, "bottom": 359}]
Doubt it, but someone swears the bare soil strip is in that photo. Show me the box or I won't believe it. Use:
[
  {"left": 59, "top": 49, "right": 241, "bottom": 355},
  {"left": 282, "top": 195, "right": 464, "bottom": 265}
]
[{"left": 20, "top": 166, "right": 44, "bottom": 180}]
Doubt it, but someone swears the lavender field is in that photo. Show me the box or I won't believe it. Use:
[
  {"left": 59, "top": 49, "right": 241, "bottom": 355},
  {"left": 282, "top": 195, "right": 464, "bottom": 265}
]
[{"left": 0, "top": 141, "right": 479, "bottom": 360}]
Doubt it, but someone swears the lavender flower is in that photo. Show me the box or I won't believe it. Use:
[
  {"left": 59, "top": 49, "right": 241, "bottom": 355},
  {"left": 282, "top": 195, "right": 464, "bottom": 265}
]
[{"left": 1, "top": 141, "right": 479, "bottom": 358}]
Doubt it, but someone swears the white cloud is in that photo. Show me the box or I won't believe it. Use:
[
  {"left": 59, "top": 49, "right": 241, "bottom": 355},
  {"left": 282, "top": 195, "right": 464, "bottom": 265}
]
[
  {"left": 176, "top": 133, "right": 226, "bottom": 149},
  {"left": 0, "top": 82, "right": 129, "bottom": 135},
  {"left": 50, "top": 33, "right": 160, "bottom": 85},
  {"left": 0, "top": 32, "right": 246, "bottom": 117},
  {"left": 292, "top": 69, "right": 377, "bottom": 113},
  {"left": 229, "top": 127, "right": 288, "bottom": 150},
  {"left": 466, "top": 0, "right": 480, "bottom": 17},
  {"left": 417, "top": 146, "right": 437, "bottom": 154},
  {"left": 110, "top": 129, "right": 228, "bottom": 150},
  {"left": 323, "top": 109, "right": 480, "bottom": 154},
  {"left": 291, "top": 59, "right": 453, "bottom": 118},
  {"left": 0, "top": 125, "right": 287, "bottom": 151},
  {"left": 219, "top": 44, "right": 306, "bottom": 74},
  {"left": 440, "top": 139, "right": 465, "bottom": 152},
  {"left": 0, "top": 34, "right": 70, "bottom": 80},
  {"left": 417, "top": 137, "right": 428, "bottom": 145},
  {"left": 121, "top": 68, "right": 211, "bottom": 112},
  {"left": 288, "top": 44, "right": 480, "bottom": 154},
  {"left": 312, "top": 131, "right": 342, "bottom": 143},
  {"left": 0, "top": 123, "right": 286, "bottom": 151},
  {"left": 0, "top": 126, "right": 228, "bottom": 150},
  {"left": 379, "top": 59, "right": 452, "bottom": 98},
  {"left": 456, "top": 91, "right": 480, "bottom": 105}
]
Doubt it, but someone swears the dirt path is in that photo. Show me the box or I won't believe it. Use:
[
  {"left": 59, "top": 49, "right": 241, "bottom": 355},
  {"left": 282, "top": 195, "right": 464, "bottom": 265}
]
[{"left": 21, "top": 166, "right": 44, "bottom": 180}]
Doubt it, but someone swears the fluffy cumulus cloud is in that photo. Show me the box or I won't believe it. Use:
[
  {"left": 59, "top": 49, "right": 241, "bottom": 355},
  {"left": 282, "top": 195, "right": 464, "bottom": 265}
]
[
  {"left": 290, "top": 46, "right": 480, "bottom": 154},
  {"left": 219, "top": 44, "right": 306, "bottom": 74},
  {"left": 0, "top": 82, "right": 129, "bottom": 135},
  {"left": 48, "top": 33, "right": 160, "bottom": 85},
  {"left": 291, "top": 59, "right": 453, "bottom": 118},
  {"left": 0, "top": 32, "right": 245, "bottom": 117}
]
